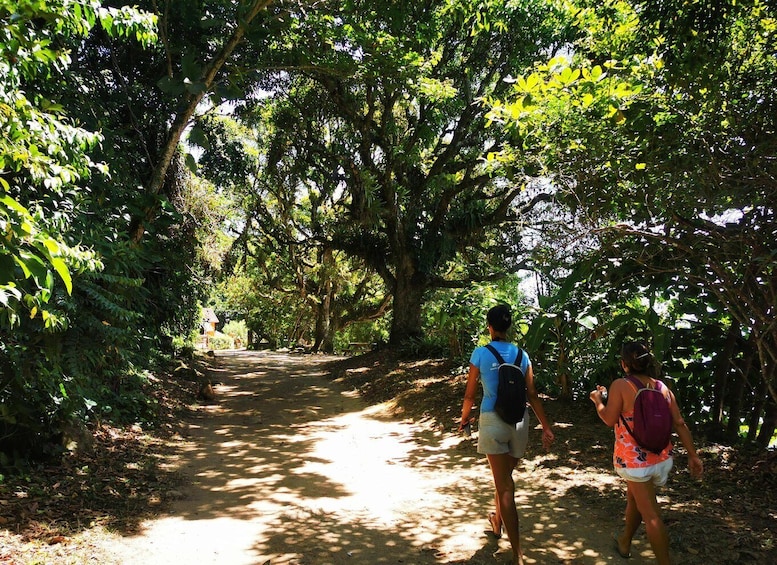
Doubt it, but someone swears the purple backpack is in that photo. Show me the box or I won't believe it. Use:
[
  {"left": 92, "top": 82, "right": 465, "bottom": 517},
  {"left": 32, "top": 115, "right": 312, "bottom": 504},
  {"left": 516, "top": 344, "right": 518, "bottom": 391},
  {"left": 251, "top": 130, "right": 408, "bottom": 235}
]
[{"left": 620, "top": 375, "right": 673, "bottom": 454}]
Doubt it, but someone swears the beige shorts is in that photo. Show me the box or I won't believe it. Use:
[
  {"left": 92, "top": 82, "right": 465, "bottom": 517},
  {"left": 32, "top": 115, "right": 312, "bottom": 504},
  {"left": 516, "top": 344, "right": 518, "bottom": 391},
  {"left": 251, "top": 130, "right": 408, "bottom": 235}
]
[
  {"left": 477, "top": 409, "right": 530, "bottom": 458},
  {"left": 615, "top": 457, "right": 673, "bottom": 487}
]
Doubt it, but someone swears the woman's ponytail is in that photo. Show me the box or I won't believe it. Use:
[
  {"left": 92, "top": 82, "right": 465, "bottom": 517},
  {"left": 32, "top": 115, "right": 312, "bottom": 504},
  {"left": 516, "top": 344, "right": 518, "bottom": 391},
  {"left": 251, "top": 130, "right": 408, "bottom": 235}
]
[{"left": 621, "top": 341, "right": 660, "bottom": 379}]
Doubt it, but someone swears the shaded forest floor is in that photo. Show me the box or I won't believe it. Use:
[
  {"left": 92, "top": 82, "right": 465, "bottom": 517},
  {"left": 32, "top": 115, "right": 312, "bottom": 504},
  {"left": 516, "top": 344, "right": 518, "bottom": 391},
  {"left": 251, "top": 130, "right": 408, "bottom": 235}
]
[{"left": 0, "top": 349, "right": 775, "bottom": 564}]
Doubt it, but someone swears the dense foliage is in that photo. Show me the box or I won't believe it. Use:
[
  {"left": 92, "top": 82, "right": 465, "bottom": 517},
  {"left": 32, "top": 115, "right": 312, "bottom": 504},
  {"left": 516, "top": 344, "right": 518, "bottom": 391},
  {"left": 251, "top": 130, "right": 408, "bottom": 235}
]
[
  {"left": 1, "top": 0, "right": 775, "bottom": 468},
  {"left": 0, "top": 0, "right": 166, "bottom": 465},
  {"left": 0, "top": 0, "right": 244, "bottom": 465},
  {"left": 486, "top": 0, "right": 777, "bottom": 445}
]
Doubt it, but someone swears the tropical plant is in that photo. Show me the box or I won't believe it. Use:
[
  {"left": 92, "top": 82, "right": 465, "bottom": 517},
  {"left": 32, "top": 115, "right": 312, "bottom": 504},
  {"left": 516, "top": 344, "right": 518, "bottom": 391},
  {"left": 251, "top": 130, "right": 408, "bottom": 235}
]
[
  {"left": 487, "top": 0, "right": 777, "bottom": 445},
  {"left": 0, "top": 0, "right": 159, "bottom": 464}
]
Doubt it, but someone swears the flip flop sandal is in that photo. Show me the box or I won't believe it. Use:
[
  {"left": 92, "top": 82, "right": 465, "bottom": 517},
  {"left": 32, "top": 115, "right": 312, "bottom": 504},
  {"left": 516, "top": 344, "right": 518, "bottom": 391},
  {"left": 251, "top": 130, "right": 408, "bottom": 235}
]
[
  {"left": 487, "top": 512, "right": 502, "bottom": 539},
  {"left": 612, "top": 532, "right": 631, "bottom": 559}
]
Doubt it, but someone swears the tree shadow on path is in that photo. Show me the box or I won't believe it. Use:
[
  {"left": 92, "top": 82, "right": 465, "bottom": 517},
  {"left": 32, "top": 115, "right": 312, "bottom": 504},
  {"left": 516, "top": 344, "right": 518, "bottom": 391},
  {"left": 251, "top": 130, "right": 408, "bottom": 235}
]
[{"left": 106, "top": 350, "right": 727, "bottom": 564}]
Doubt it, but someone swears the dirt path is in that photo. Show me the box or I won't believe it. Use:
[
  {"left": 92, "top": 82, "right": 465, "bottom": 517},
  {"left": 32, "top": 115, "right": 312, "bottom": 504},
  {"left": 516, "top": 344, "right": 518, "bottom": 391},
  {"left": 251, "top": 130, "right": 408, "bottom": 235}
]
[{"left": 100, "top": 350, "right": 657, "bottom": 565}]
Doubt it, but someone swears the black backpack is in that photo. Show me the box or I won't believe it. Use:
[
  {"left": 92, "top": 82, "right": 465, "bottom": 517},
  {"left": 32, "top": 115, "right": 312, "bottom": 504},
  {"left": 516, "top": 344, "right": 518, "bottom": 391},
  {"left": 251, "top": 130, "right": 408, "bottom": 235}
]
[{"left": 485, "top": 344, "right": 527, "bottom": 424}]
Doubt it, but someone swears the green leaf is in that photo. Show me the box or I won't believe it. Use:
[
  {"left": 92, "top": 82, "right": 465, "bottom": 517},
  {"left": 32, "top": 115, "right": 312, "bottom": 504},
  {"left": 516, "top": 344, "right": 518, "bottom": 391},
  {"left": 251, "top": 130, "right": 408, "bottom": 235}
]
[
  {"left": 558, "top": 67, "right": 580, "bottom": 86},
  {"left": 15, "top": 252, "right": 48, "bottom": 288},
  {"left": 517, "top": 73, "right": 541, "bottom": 93},
  {"left": 184, "top": 79, "right": 207, "bottom": 96},
  {"left": 156, "top": 76, "right": 185, "bottom": 95},
  {"left": 0, "top": 195, "right": 29, "bottom": 215},
  {"left": 577, "top": 315, "right": 599, "bottom": 330},
  {"left": 187, "top": 125, "right": 210, "bottom": 150},
  {"left": 184, "top": 153, "right": 198, "bottom": 173},
  {"left": 50, "top": 256, "right": 72, "bottom": 294}
]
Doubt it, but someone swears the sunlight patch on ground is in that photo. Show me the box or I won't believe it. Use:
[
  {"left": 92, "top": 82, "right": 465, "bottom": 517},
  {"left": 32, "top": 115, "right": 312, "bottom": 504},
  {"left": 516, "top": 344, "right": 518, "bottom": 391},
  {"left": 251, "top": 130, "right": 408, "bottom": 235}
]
[
  {"left": 291, "top": 409, "right": 455, "bottom": 523},
  {"left": 110, "top": 516, "right": 272, "bottom": 565}
]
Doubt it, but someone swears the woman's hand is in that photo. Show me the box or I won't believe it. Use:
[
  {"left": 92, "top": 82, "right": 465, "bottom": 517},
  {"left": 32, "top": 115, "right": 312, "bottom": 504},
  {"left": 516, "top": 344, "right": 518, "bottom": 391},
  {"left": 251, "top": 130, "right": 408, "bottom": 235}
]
[
  {"left": 688, "top": 454, "right": 704, "bottom": 479},
  {"left": 589, "top": 385, "right": 606, "bottom": 404},
  {"left": 590, "top": 382, "right": 622, "bottom": 427},
  {"left": 542, "top": 427, "right": 555, "bottom": 450}
]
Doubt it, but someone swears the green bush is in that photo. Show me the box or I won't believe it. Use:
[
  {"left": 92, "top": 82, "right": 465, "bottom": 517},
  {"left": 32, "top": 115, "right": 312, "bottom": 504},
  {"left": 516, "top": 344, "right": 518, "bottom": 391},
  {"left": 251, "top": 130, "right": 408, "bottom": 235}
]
[
  {"left": 397, "top": 335, "right": 449, "bottom": 360},
  {"left": 222, "top": 320, "right": 248, "bottom": 347},
  {"left": 207, "top": 331, "right": 234, "bottom": 350}
]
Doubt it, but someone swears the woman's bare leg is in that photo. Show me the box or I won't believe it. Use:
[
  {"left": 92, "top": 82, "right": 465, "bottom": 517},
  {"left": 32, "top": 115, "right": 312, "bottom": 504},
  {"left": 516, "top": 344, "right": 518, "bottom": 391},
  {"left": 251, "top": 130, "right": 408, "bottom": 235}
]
[
  {"left": 487, "top": 453, "right": 523, "bottom": 565},
  {"left": 616, "top": 482, "right": 642, "bottom": 556},
  {"left": 489, "top": 491, "right": 502, "bottom": 536},
  {"left": 628, "top": 480, "right": 671, "bottom": 564}
]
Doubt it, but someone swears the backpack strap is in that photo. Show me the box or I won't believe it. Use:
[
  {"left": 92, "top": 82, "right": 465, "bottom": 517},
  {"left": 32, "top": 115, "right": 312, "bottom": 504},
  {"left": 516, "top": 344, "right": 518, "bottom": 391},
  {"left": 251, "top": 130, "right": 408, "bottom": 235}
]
[
  {"left": 619, "top": 375, "right": 642, "bottom": 440},
  {"left": 485, "top": 344, "right": 523, "bottom": 366},
  {"left": 484, "top": 343, "right": 505, "bottom": 365},
  {"left": 624, "top": 375, "right": 666, "bottom": 394},
  {"left": 624, "top": 374, "right": 644, "bottom": 391}
]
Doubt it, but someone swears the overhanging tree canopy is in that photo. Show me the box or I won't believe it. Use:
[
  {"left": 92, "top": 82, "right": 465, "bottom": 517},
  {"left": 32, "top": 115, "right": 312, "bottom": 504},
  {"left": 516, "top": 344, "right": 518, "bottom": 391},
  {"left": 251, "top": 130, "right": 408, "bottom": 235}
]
[
  {"left": 238, "top": 0, "right": 574, "bottom": 343},
  {"left": 487, "top": 0, "right": 777, "bottom": 444}
]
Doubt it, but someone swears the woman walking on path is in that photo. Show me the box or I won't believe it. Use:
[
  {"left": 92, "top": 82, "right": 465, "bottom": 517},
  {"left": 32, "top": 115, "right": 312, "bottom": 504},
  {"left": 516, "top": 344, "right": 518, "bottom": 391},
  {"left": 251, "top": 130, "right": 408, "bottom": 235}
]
[
  {"left": 458, "top": 304, "right": 555, "bottom": 565},
  {"left": 589, "top": 341, "right": 704, "bottom": 564}
]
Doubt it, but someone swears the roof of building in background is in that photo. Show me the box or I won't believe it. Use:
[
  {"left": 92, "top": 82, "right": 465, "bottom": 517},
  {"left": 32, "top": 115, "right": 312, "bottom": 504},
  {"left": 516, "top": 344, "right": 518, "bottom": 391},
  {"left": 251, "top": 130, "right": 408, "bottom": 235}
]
[{"left": 202, "top": 307, "right": 219, "bottom": 323}]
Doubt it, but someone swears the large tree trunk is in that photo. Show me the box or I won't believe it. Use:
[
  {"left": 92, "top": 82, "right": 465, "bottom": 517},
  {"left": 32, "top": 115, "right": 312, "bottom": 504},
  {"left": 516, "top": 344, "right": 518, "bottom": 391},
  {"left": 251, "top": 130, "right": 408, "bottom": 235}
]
[
  {"left": 712, "top": 320, "right": 740, "bottom": 427},
  {"left": 756, "top": 400, "right": 777, "bottom": 448},
  {"left": 747, "top": 377, "right": 767, "bottom": 442},
  {"left": 727, "top": 346, "right": 755, "bottom": 437},
  {"left": 312, "top": 294, "right": 336, "bottom": 354},
  {"left": 754, "top": 328, "right": 777, "bottom": 405},
  {"left": 312, "top": 247, "right": 336, "bottom": 353},
  {"left": 313, "top": 301, "right": 329, "bottom": 352},
  {"left": 389, "top": 271, "right": 425, "bottom": 345},
  {"left": 726, "top": 371, "right": 745, "bottom": 438}
]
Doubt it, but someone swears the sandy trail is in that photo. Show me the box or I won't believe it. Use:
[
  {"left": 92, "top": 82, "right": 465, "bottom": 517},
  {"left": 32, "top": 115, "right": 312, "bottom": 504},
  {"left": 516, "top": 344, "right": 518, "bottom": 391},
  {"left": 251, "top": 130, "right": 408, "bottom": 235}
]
[{"left": 102, "top": 350, "right": 655, "bottom": 565}]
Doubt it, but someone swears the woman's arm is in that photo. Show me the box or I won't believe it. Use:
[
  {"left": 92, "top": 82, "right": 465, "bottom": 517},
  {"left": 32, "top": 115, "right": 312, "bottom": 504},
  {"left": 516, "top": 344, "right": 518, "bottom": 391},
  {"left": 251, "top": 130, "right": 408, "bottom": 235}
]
[
  {"left": 526, "top": 365, "right": 555, "bottom": 449},
  {"left": 459, "top": 363, "right": 479, "bottom": 432},
  {"left": 668, "top": 390, "right": 704, "bottom": 478},
  {"left": 589, "top": 379, "right": 627, "bottom": 427}
]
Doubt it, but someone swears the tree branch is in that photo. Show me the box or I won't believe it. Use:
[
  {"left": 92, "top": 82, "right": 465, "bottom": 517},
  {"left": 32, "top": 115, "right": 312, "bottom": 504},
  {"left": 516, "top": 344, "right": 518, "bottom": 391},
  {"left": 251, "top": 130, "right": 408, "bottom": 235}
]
[{"left": 132, "top": 0, "right": 274, "bottom": 243}]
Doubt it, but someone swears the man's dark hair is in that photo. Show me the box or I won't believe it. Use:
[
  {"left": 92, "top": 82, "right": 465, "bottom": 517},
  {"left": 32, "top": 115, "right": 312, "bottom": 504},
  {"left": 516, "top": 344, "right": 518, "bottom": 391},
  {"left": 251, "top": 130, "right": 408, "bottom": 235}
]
[{"left": 487, "top": 304, "right": 512, "bottom": 332}]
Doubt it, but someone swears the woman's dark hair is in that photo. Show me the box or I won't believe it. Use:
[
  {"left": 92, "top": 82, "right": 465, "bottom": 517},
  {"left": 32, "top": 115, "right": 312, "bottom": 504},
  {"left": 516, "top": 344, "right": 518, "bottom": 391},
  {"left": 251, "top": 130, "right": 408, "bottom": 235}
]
[
  {"left": 621, "top": 341, "right": 660, "bottom": 378},
  {"left": 487, "top": 304, "right": 512, "bottom": 332}
]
